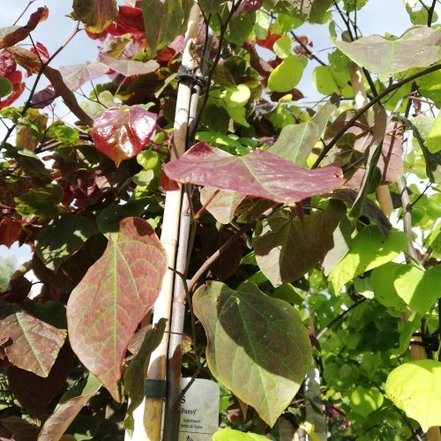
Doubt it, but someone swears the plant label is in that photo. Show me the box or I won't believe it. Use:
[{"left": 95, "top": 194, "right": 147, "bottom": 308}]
[{"left": 179, "top": 378, "right": 219, "bottom": 441}]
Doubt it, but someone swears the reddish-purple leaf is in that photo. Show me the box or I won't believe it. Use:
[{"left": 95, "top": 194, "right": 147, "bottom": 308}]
[
  {"left": 91, "top": 106, "right": 158, "bottom": 167},
  {"left": 164, "top": 142, "right": 343, "bottom": 205},
  {"left": 66, "top": 217, "right": 167, "bottom": 401},
  {"left": 0, "top": 7, "right": 48, "bottom": 49},
  {"left": 58, "top": 61, "right": 109, "bottom": 91},
  {"left": 0, "top": 302, "right": 67, "bottom": 377},
  {"left": 99, "top": 53, "right": 159, "bottom": 76},
  {"left": 0, "top": 217, "right": 21, "bottom": 248},
  {"left": 72, "top": 0, "right": 118, "bottom": 34}
]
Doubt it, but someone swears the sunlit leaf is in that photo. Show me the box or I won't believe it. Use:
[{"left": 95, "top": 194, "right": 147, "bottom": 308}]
[
  {"left": 66, "top": 217, "right": 166, "bottom": 401},
  {"left": 37, "top": 374, "right": 102, "bottom": 441},
  {"left": 334, "top": 27, "right": 441, "bottom": 79},
  {"left": 193, "top": 281, "right": 312, "bottom": 427},
  {"left": 394, "top": 264, "right": 441, "bottom": 313},
  {"left": 267, "top": 0, "right": 333, "bottom": 22},
  {"left": 99, "top": 53, "right": 159, "bottom": 76},
  {"left": 270, "top": 101, "right": 335, "bottom": 166},
  {"left": 59, "top": 61, "right": 109, "bottom": 91},
  {"left": 200, "top": 187, "right": 246, "bottom": 224},
  {"left": 164, "top": 142, "right": 343, "bottom": 206},
  {"left": 0, "top": 300, "right": 66, "bottom": 377},
  {"left": 328, "top": 226, "right": 407, "bottom": 293},
  {"left": 14, "top": 184, "right": 63, "bottom": 219},
  {"left": 72, "top": 0, "right": 118, "bottom": 33},
  {"left": 268, "top": 55, "right": 307, "bottom": 92},
  {"left": 213, "top": 429, "right": 269, "bottom": 441},
  {"left": 386, "top": 360, "right": 441, "bottom": 432},
  {"left": 91, "top": 106, "right": 158, "bottom": 166}
]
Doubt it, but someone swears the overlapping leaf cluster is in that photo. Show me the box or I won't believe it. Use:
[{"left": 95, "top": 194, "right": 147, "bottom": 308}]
[{"left": 1, "top": 0, "right": 441, "bottom": 440}]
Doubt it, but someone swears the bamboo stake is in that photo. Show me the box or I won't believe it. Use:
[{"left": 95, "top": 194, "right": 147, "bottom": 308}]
[{"left": 125, "top": 5, "right": 200, "bottom": 441}]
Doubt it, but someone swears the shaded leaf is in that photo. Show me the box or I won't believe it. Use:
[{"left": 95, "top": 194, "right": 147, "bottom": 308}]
[
  {"left": 91, "top": 106, "right": 158, "bottom": 166},
  {"left": 253, "top": 203, "right": 346, "bottom": 286},
  {"left": 200, "top": 187, "right": 246, "bottom": 224},
  {"left": 270, "top": 101, "right": 335, "bottom": 166},
  {"left": 0, "top": 217, "right": 21, "bottom": 248},
  {"left": 66, "top": 217, "right": 167, "bottom": 401},
  {"left": 0, "top": 417, "right": 39, "bottom": 441},
  {"left": 99, "top": 53, "right": 159, "bottom": 76},
  {"left": 266, "top": 0, "right": 333, "bottom": 22},
  {"left": 72, "top": 0, "right": 118, "bottom": 33},
  {"left": 0, "top": 300, "right": 66, "bottom": 377},
  {"left": 36, "top": 214, "right": 98, "bottom": 271},
  {"left": 7, "top": 345, "right": 75, "bottom": 417},
  {"left": 37, "top": 374, "right": 102, "bottom": 441},
  {"left": 0, "top": 7, "right": 48, "bottom": 48},
  {"left": 386, "top": 360, "right": 441, "bottom": 432},
  {"left": 334, "top": 27, "right": 441, "bottom": 79},
  {"left": 328, "top": 226, "right": 407, "bottom": 293},
  {"left": 124, "top": 319, "right": 166, "bottom": 430},
  {"left": 350, "top": 386, "right": 384, "bottom": 418},
  {"left": 193, "top": 281, "right": 312, "bottom": 426},
  {"left": 164, "top": 142, "right": 343, "bottom": 206},
  {"left": 0, "top": 77, "right": 12, "bottom": 97},
  {"left": 14, "top": 184, "right": 63, "bottom": 219},
  {"left": 141, "top": 0, "right": 188, "bottom": 56}
]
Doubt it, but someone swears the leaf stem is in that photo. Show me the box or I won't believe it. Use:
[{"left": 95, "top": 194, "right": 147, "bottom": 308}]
[{"left": 312, "top": 62, "right": 441, "bottom": 168}]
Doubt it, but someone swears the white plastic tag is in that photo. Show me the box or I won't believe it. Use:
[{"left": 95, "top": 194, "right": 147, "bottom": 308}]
[{"left": 179, "top": 378, "right": 219, "bottom": 441}]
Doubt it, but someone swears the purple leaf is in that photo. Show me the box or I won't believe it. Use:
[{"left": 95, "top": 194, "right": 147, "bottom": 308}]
[{"left": 164, "top": 142, "right": 343, "bottom": 205}]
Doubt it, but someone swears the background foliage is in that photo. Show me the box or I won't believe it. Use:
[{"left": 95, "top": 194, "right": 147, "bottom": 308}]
[{"left": 1, "top": 0, "right": 441, "bottom": 440}]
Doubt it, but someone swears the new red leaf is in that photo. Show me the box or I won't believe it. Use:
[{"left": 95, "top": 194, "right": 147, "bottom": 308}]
[
  {"left": 91, "top": 106, "right": 158, "bottom": 166},
  {"left": 164, "top": 142, "right": 343, "bottom": 205},
  {"left": 0, "top": 301, "right": 67, "bottom": 377},
  {"left": 66, "top": 217, "right": 167, "bottom": 401}
]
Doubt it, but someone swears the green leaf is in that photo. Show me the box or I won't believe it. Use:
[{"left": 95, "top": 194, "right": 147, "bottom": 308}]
[
  {"left": 0, "top": 76, "right": 12, "bottom": 97},
  {"left": 253, "top": 203, "right": 345, "bottom": 286},
  {"left": 217, "top": 84, "right": 251, "bottom": 127},
  {"left": 267, "top": 0, "right": 333, "bottom": 22},
  {"left": 71, "top": 0, "right": 118, "bottom": 33},
  {"left": 193, "top": 281, "right": 312, "bottom": 427},
  {"left": 350, "top": 386, "right": 384, "bottom": 418},
  {"left": 14, "top": 184, "right": 63, "bottom": 219},
  {"left": 334, "top": 27, "right": 441, "bottom": 79},
  {"left": 124, "top": 319, "right": 166, "bottom": 431},
  {"left": 36, "top": 214, "right": 98, "bottom": 271},
  {"left": 198, "top": 0, "right": 228, "bottom": 14},
  {"left": 213, "top": 429, "right": 269, "bottom": 441},
  {"left": 425, "top": 112, "right": 441, "bottom": 153},
  {"left": 328, "top": 226, "right": 408, "bottom": 293},
  {"left": 46, "top": 124, "right": 80, "bottom": 143},
  {"left": 273, "top": 33, "right": 292, "bottom": 59},
  {"left": 0, "top": 300, "right": 66, "bottom": 377},
  {"left": 268, "top": 55, "right": 307, "bottom": 92},
  {"left": 386, "top": 360, "right": 441, "bottom": 432},
  {"left": 141, "top": 0, "right": 188, "bottom": 56},
  {"left": 37, "top": 374, "right": 102, "bottom": 441},
  {"left": 270, "top": 101, "right": 335, "bottom": 166},
  {"left": 370, "top": 264, "right": 408, "bottom": 311},
  {"left": 394, "top": 264, "right": 441, "bottom": 313},
  {"left": 227, "top": 12, "right": 256, "bottom": 45},
  {"left": 66, "top": 217, "right": 167, "bottom": 401}
]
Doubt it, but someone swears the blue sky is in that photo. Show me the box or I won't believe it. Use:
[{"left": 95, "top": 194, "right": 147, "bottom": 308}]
[{"left": 0, "top": 0, "right": 414, "bottom": 265}]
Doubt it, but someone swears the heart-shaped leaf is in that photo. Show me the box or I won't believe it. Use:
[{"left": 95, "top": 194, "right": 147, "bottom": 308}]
[
  {"left": 0, "top": 300, "right": 66, "bottom": 377},
  {"left": 386, "top": 360, "right": 441, "bottom": 432},
  {"left": 334, "top": 27, "right": 441, "bottom": 79},
  {"left": 91, "top": 106, "right": 157, "bottom": 166},
  {"left": 253, "top": 203, "right": 346, "bottom": 286},
  {"left": 164, "top": 142, "right": 343, "bottom": 206},
  {"left": 66, "top": 217, "right": 167, "bottom": 401},
  {"left": 350, "top": 386, "right": 384, "bottom": 418},
  {"left": 193, "top": 281, "right": 312, "bottom": 426}
]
